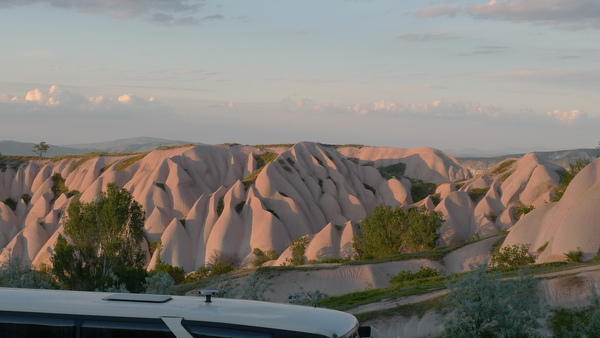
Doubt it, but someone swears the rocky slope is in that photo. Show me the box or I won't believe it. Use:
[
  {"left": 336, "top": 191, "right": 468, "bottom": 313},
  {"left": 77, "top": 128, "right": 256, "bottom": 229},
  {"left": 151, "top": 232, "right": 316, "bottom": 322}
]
[{"left": 0, "top": 142, "right": 473, "bottom": 272}]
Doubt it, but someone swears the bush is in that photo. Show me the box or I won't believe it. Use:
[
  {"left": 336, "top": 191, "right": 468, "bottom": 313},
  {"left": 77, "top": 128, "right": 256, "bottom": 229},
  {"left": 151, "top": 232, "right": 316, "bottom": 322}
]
[
  {"left": 390, "top": 266, "right": 440, "bottom": 285},
  {"left": 552, "top": 285, "right": 600, "bottom": 337},
  {"left": 442, "top": 264, "right": 543, "bottom": 337},
  {"left": 144, "top": 272, "right": 176, "bottom": 295},
  {"left": 353, "top": 205, "right": 444, "bottom": 259},
  {"left": 208, "top": 250, "right": 238, "bottom": 275},
  {"left": 287, "top": 236, "right": 310, "bottom": 266},
  {"left": 490, "top": 243, "right": 535, "bottom": 270},
  {"left": 552, "top": 159, "right": 591, "bottom": 202},
  {"left": 252, "top": 248, "right": 279, "bottom": 267},
  {"left": 468, "top": 187, "right": 489, "bottom": 203},
  {"left": 565, "top": 248, "right": 584, "bottom": 262},
  {"left": 2, "top": 197, "right": 17, "bottom": 211}
]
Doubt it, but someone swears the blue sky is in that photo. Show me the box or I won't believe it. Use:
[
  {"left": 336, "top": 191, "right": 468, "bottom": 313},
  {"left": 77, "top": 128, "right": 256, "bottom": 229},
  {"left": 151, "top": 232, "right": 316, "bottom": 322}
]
[{"left": 1, "top": 0, "right": 599, "bottom": 152}]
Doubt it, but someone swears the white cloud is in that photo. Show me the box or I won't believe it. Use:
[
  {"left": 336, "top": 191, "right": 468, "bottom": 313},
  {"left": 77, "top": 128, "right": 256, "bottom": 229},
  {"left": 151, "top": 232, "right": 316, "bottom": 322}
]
[
  {"left": 0, "top": 85, "right": 161, "bottom": 116},
  {"left": 546, "top": 109, "right": 585, "bottom": 125},
  {"left": 0, "top": 0, "right": 209, "bottom": 25},
  {"left": 468, "top": 0, "right": 600, "bottom": 29}
]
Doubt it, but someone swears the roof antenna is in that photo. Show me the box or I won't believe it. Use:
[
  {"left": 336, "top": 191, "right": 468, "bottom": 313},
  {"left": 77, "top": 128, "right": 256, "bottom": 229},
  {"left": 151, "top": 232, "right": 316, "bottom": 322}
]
[{"left": 198, "top": 290, "right": 220, "bottom": 303}]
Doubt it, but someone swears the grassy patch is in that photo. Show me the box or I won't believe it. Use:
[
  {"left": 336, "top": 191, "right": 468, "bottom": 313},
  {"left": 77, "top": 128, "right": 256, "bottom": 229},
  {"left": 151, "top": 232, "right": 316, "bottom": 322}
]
[
  {"left": 378, "top": 163, "right": 406, "bottom": 180},
  {"left": 115, "top": 153, "right": 148, "bottom": 171},
  {"left": 242, "top": 152, "right": 278, "bottom": 188},
  {"left": 490, "top": 159, "right": 516, "bottom": 177},
  {"left": 355, "top": 296, "right": 446, "bottom": 322},
  {"left": 410, "top": 180, "right": 437, "bottom": 203},
  {"left": 69, "top": 152, "right": 108, "bottom": 172},
  {"left": 318, "top": 281, "right": 447, "bottom": 312},
  {"left": 468, "top": 187, "right": 489, "bottom": 203}
]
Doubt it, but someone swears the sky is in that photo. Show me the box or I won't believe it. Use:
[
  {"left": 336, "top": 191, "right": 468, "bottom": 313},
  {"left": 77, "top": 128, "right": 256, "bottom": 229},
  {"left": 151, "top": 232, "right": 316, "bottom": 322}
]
[{"left": 1, "top": 0, "right": 599, "bottom": 153}]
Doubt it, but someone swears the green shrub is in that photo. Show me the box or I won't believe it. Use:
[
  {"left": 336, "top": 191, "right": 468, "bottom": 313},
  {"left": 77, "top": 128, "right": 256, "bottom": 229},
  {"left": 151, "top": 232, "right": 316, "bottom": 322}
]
[
  {"left": 3, "top": 197, "right": 18, "bottom": 211},
  {"left": 216, "top": 197, "right": 224, "bottom": 216},
  {"left": 410, "top": 180, "right": 437, "bottom": 203},
  {"left": 378, "top": 163, "right": 406, "bottom": 179},
  {"left": 513, "top": 201, "right": 534, "bottom": 219},
  {"left": 235, "top": 201, "right": 245, "bottom": 214},
  {"left": 287, "top": 236, "right": 310, "bottom": 266},
  {"left": 490, "top": 159, "right": 516, "bottom": 177},
  {"left": 252, "top": 248, "right": 279, "bottom": 267},
  {"left": 155, "top": 182, "right": 166, "bottom": 191},
  {"left": 21, "top": 194, "right": 31, "bottom": 204},
  {"left": 353, "top": 205, "right": 444, "bottom": 259},
  {"left": 390, "top": 266, "right": 441, "bottom": 285},
  {"left": 115, "top": 153, "right": 147, "bottom": 171},
  {"left": 565, "top": 248, "right": 584, "bottom": 262},
  {"left": 51, "top": 173, "right": 68, "bottom": 202},
  {"left": 468, "top": 187, "right": 489, "bottom": 203},
  {"left": 208, "top": 250, "right": 238, "bottom": 276},
  {"left": 552, "top": 159, "right": 591, "bottom": 202},
  {"left": 490, "top": 243, "right": 535, "bottom": 270}
]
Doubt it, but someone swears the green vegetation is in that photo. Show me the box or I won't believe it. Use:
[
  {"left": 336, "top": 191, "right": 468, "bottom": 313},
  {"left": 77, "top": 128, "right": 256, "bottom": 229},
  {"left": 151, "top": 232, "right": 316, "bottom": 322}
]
[
  {"left": 355, "top": 297, "right": 445, "bottom": 323},
  {"left": 69, "top": 152, "right": 109, "bottom": 172},
  {"left": 468, "top": 187, "right": 489, "bottom": 203},
  {"left": 242, "top": 152, "right": 278, "bottom": 187},
  {"left": 442, "top": 264, "right": 543, "bottom": 337},
  {"left": 252, "top": 248, "right": 279, "bottom": 267},
  {"left": 286, "top": 236, "right": 310, "bottom": 266},
  {"left": 155, "top": 182, "right": 166, "bottom": 191},
  {"left": 377, "top": 163, "right": 406, "bottom": 180},
  {"left": 216, "top": 196, "right": 225, "bottom": 216},
  {"left": 512, "top": 201, "right": 535, "bottom": 219},
  {"left": 51, "top": 173, "right": 68, "bottom": 202},
  {"left": 565, "top": 247, "right": 584, "bottom": 263},
  {"left": 318, "top": 279, "right": 446, "bottom": 312},
  {"left": 21, "top": 193, "right": 31, "bottom": 204},
  {"left": 410, "top": 180, "right": 437, "bottom": 203},
  {"left": 389, "top": 266, "right": 441, "bottom": 286},
  {"left": 2, "top": 197, "right": 17, "bottom": 211},
  {"left": 552, "top": 158, "right": 591, "bottom": 202},
  {"left": 235, "top": 201, "right": 245, "bottom": 214},
  {"left": 32, "top": 141, "right": 49, "bottom": 158},
  {"left": 489, "top": 243, "right": 535, "bottom": 270},
  {"left": 551, "top": 285, "right": 600, "bottom": 337},
  {"left": 51, "top": 182, "right": 147, "bottom": 292},
  {"left": 490, "top": 159, "right": 516, "bottom": 177},
  {"left": 115, "top": 153, "right": 148, "bottom": 171},
  {"left": 353, "top": 205, "right": 444, "bottom": 260}
]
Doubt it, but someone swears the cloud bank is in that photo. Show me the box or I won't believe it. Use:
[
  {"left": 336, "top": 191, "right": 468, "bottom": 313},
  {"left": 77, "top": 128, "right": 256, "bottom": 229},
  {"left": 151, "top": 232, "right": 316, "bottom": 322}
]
[
  {"left": 0, "top": 0, "right": 209, "bottom": 25},
  {"left": 0, "top": 85, "right": 161, "bottom": 117}
]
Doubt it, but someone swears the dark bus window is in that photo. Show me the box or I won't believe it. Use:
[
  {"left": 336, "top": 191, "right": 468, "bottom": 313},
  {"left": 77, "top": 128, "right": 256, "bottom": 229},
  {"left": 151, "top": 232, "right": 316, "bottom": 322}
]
[
  {"left": 187, "top": 325, "right": 272, "bottom": 338},
  {"left": 0, "top": 316, "right": 75, "bottom": 338},
  {"left": 82, "top": 320, "right": 176, "bottom": 338}
]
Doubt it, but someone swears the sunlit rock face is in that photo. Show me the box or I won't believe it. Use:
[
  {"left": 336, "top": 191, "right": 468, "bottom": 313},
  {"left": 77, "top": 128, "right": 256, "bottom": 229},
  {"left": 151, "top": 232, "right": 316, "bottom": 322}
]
[
  {"left": 503, "top": 156, "right": 600, "bottom": 263},
  {"left": 1, "top": 141, "right": 567, "bottom": 272}
]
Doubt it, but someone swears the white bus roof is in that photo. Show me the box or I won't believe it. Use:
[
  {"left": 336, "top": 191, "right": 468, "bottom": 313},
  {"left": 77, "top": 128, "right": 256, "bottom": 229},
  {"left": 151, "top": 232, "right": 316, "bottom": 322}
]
[{"left": 0, "top": 288, "right": 358, "bottom": 337}]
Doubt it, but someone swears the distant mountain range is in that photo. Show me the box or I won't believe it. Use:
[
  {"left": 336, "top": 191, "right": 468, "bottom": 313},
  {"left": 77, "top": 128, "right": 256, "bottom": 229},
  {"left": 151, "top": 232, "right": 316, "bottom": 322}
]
[{"left": 0, "top": 137, "right": 199, "bottom": 157}]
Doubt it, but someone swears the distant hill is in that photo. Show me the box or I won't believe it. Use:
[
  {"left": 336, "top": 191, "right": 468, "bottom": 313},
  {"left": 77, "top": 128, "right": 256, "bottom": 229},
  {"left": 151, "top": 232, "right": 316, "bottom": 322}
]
[
  {"left": 0, "top": 137, "right": 198, "bottom": 156},
  {"left": 457, "top": 148, "right": 598, "bottom": 174}
]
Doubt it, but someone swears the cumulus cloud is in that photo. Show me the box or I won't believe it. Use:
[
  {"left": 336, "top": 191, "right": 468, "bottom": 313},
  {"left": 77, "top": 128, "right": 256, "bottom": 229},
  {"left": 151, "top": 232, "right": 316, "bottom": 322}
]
[
  {"left": 0, "top": 0, "right": 210, "bottom": 25},
  {"left": 546, "top": 109, "right": 585, "bottom": 125},
  {"left": 468, "top": 0, "right": 600, "bottom": 29},
  {"left": 0, "top": 85, "right": 161, "bottom": 116}
]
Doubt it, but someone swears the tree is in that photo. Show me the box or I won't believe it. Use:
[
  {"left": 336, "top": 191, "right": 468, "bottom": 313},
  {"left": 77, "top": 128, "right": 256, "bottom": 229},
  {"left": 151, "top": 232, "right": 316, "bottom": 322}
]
[
  {"left": 51, "top": 182, "right": 147, "bottom": 292},
  {"left": 552, "top": 158, "right": 591, "bottom": 202},
  {"left": 353, "top": 205, "right": 444, "bottom": 259},
  {"left": 32, "top": 141, "right": 49, "bottom": 157},
  {"left": 489, "top": 243, "right": 535, "bottom": 270},
  {"left": 442, "top": 264, "right": 544, "bottom": 338}
]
